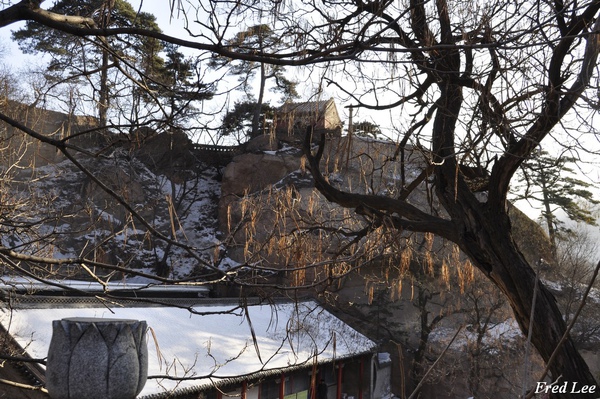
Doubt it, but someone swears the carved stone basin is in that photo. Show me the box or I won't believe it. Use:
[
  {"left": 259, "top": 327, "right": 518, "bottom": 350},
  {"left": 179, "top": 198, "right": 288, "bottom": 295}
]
[{"left": 46, "top": 318, "right": 148, "bottom": 399}]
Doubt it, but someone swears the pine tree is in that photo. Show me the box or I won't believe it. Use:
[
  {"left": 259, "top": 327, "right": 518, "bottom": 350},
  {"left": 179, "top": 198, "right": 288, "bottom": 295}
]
[
  {"left": 210, "top": 24, "right": 297, "bottom": 139},
  {"left": 149, "top": 43, "right": 214, "bottom": 128},
  {"left": 12, "top": 0, "right": 163, "bottom": 126},
  {"left": 220, "top": 101, "right": 275, "bottom": 144},
  {"left": 516, "top": 150, "right": 599, "bottom": 256}
]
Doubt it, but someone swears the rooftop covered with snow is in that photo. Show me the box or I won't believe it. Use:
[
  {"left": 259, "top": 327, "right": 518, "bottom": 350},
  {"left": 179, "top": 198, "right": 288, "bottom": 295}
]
[{"left": 0, "top": 296, "right": 376, "bottom": 398}]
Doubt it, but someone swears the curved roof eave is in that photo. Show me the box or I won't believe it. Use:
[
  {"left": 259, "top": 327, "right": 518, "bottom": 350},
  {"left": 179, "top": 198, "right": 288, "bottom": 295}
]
[{"left": 139, "top": 347, "right": 376, "bottom": 399}]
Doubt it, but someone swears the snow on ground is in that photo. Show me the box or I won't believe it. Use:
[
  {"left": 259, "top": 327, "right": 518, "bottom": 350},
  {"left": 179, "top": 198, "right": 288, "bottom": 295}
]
[
  {"left": 0, "top": 299, "right": 376, "bottom": 397},
  {"left": 4, "top": 147, "right": 228, "bottom": 280},
  {"left": 429, "top": 318, "right": 523, "bottom": 350}
]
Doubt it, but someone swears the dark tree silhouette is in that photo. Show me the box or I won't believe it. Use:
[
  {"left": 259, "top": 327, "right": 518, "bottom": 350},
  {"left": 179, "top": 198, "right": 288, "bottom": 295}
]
[
  {"left": 1, "top": 1, "right": 600, "bottom": 394},
  {"left": 516, "top": 150, "right": 599, "bottom": 256},
  {"left": 12, "top": 0, "right": 163, "bottom": 126}
]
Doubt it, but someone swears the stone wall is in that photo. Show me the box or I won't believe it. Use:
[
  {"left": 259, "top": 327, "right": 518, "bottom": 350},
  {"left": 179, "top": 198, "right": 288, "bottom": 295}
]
[{"left": 0, "top": 101, "right": 100, "bottom": 167}]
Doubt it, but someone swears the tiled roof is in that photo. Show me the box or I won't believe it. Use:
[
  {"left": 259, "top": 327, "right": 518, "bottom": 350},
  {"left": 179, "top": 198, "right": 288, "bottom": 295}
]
[{"left": 278, "top": 98, "right": 333, "bottom": 115}]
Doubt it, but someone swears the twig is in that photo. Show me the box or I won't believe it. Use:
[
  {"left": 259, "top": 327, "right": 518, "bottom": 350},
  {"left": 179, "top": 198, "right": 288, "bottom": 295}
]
[
  {"left": 0, "top": 354, "right": 46, "bottom": 365},
  {"left": 523, "top": 259, "right": 543, "bottom": 397},
  {"left": 0, "top": 378, "right": 48, "bottom": 393}
]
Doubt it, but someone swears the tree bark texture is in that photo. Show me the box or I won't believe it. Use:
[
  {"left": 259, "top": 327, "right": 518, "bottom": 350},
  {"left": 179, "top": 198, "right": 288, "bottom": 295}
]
[{"left": 431, "top": 64, "right": 597, "bottom": 396}]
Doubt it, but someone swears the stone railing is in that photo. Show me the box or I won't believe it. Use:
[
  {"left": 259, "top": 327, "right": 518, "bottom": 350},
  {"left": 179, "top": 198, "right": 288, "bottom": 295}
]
[
  {"left": 193, "top": 143, "right": 241, "bottom": 153},
  {"left": 193, "top": 144, "right": 243, "bottom": 166}
]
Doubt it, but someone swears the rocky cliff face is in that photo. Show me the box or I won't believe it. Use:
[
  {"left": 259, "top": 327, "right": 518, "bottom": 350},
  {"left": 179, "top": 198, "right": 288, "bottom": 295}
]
[
  {"left": 1, "top": 97, "right": 553, "bottom": 283},
  {"left": 1, "top": 122, "right": 222, "bottom": 280},
  {"left": 219, "top": 135, "right": 553, "bottom": 274}
]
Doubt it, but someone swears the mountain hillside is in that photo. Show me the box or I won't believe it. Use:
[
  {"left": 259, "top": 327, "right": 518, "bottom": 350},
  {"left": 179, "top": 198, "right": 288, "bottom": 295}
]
[
  {"left": 1, "top": 112, "right": 224, "bottom": 280},
  {"left": 5, "top": 105, "right": 595, "bottom": 399}
]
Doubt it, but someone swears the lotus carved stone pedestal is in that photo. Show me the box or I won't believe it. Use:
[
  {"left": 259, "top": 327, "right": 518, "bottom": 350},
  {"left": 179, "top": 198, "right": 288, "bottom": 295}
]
[{"left": 46, "top": 318, "right": 148, "bottom": 399}]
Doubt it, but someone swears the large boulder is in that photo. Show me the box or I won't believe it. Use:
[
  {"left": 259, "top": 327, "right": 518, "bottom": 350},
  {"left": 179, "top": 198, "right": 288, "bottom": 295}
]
[
  {"left": 0, "top": 100, "right": 100, "bottom": 167},
  {"left": 244, "top": 134, "right": 279, "bottom": 152},
  {"left": 135, "top": 130, "right": 196, "bottom": 180},
  {"left": 221, "top": 152, "right": 301, "bottom": 196}
]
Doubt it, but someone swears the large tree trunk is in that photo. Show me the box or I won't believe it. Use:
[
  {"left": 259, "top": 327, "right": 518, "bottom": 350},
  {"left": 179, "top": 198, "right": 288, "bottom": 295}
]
[
  {"left": 98, "top": 0, "right": 113, "bottom": 128},
  {"left": 437, "top": 163, "right": 597, "bottom": 393},
  {"left": 436, "top": 152, "right": 597, "bottom": 396},
  {"left": 304, "top": 118, "right": 598, "bottom": 398},
  {"left": 432, "top": 78, "right": 597, "bottom": 395},
  {"left": 251, "top": 62, "right": 267, "bottom": 139},
  {"left": 458, "top": 203, "right": 597, "bottom": 396},
  {"left": 99, "top": 46, "right": 109, "bottom": 127}
]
